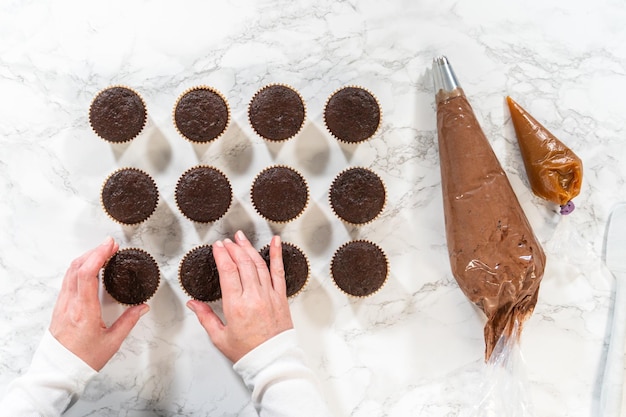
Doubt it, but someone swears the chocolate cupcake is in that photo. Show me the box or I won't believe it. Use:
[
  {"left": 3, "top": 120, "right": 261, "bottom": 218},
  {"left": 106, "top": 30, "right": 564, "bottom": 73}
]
[
  {"left": 89, "top": 86, "right": 147, "bottom": 144},
  {"left": 248, "top": 84, "right": 306, "bottom": 141},
  {"left": 179, "top": 245, "right": 221, "bottom": 302},
  {"left": 175, "top": 165, "right": 232, "bottom": 223},
  {"left": 329, "top": 167, "right": 386, "bottom": 225},
  {"left": 324, "top": 86, "right": 381, "bottom": 143},
  {"left": 103, "top": 248, "right": 160, "bottom": 305},
  {"left": 173, "top": 86, "right": 230, "bottom": 143},
  {"left": 101, "top": 168, "right": 159, "bottom": 225},
  {"left": 331, "top": 240, "right": 389, "bottom": 297},
  {"left": 259, "top": 242, "right": 310, "bottom": 297},
  {"left": 251, "top": 165, "right": 309, "bottom": 223}
]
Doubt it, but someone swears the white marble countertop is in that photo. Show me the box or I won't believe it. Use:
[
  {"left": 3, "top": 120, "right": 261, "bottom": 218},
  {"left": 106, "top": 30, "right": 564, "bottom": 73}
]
[{"left": 2, "top": 1, "right": 626, "bottom": 416}]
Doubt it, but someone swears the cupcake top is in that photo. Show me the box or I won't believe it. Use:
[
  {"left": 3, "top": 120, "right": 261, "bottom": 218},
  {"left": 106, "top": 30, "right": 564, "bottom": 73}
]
[
  {"left": 259, "top": 242, "right": 309, "bottom": 297},
  {"left": 179, "top": 245, "right": 221, "bottom": 302},
  {"left": 174, "top": 86, "right": 230, "bottom": 143},
  {"left": 251, "top": 166, "right": 309, "bottom": 223},
  {"left": 89, "top": 86, "right": 147, "bottom": 143},
  {"left": 331, "top": 240, "right": 388, "bottom": 297},
  {"left": 101, "top": 168, "right": 158, "bottom": 225},
  {"left": 329, "top": 167, "right": 386, "bottom": 225},
  {"left": 248, "top": 84, "right": 306, "bottom": 141},
  {"left": 103, "top": 248, "right": 160, "bottom": 305},
  {"left": 324, "top": 86, "right": 381, "bottom": 143},
  {"left": 175, "top": 166, "right": 232, "bottom": 223}
]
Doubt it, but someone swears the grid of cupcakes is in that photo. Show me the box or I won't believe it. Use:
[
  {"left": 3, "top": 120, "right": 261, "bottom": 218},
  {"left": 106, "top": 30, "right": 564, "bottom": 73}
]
[
  {"left": 323, "top": 86, "right": 388, "bottom": 298},
  {"left": 89, "top": 84, "right": 234, "bottom": 149},
  {"left": 89, "top": 87, "right": 154, "bottom": 305},
  {"left": 88, "top": 84, "right": 232, "bottom": 146},
  {"left": 249, "top": 84, "right": 388, "bottom": 298},
  {"left": 248, "top": 163, "right": 389, "bottom": 298},
  {"left": 178, "top": 241, "right": 311, "bottom": 303},
  {"left": 89, "top": 85, "right": 226, "bottom": 305},
  {"left": 89, "top": 84, "right": 387, "bottom": 302},
  {"left": 89, "top": 87, "right": 160, "bottom": 228},
  {"left": 327, "top": 166, "right": 389, "bottom": 298},
  {"left": 89, "top": 83, "right": 381, "bottom": 145},
  {"left": 97, "top": 164, "right": 236, "bottom": 306}
]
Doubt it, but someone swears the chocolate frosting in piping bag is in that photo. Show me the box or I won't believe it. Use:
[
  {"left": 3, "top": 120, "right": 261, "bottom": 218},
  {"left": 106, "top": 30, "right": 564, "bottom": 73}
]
[{"left": 432, "top": 57, "right": 546, "bottom": 361}]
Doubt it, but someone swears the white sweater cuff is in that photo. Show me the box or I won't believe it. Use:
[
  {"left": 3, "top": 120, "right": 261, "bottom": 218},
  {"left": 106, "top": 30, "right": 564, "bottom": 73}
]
[
  {"left": 0, "top": 330, "right": 98, "bottom": 416},
  {"left": 233, "top": 329, "right": 333, "bottom": 417}
]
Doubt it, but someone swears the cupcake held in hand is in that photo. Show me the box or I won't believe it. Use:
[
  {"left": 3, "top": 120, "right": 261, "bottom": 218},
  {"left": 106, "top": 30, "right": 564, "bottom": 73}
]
[{"left": 103, "top": 248, "right": 160, "bottom": 305}]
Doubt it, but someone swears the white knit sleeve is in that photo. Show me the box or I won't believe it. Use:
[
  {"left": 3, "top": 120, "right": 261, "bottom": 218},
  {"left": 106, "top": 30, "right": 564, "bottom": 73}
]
[
  {"left": 233, "top": 329, "right": 334, "bottom": 417},
  {"left": 0, "top": 330, "right": 98, "bottom": 417}
]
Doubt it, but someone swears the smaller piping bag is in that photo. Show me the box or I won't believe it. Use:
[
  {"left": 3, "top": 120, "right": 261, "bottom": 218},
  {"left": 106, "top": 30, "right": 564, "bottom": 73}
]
[{"left": 506, "top": 97, "right": 583, "bottom": 215}]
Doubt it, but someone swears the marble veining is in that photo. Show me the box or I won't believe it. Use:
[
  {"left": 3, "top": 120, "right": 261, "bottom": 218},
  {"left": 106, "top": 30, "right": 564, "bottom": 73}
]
[{"left": 2, "top": 0, "right": 626, "bottom": 416}]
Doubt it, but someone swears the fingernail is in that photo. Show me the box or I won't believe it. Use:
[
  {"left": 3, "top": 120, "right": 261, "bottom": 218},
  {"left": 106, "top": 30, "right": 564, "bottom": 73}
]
[
  {"left": 186, "top": 301, "right": 196, "bottom": 312},
  {"left": 224, "top": 238, "right": 233, "bottom": 244},
  {"left": 139, "top": 305, "right": 150, "bottom": 317},
  {"left": 273, "top": 235, "right": 281, "bottom": 248},
  {"left": 236, "top": 230, "right": 247, "bottom": 241},
  {"left": 101, "top": 236, "right": 114, "bottom": 246},
  {"left": 214, "top": 240, "right": 224, "bottom": 248}
]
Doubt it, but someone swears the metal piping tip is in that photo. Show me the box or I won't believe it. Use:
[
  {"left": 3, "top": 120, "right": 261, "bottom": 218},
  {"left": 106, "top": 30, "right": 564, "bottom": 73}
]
[{"left": 432, "top": 55, "right": 461, "bottom": 93}]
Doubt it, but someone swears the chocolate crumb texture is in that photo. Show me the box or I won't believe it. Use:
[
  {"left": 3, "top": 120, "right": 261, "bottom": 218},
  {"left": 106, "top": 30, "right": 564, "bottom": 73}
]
[
  {"left": 329, "top": 167, "right": 386, "bottom": 225},
  {"left": 175, "top": 165, "right": 232, "bottom": 223},
  {"left": 101, "top": 167, "right": 159, "bottom": 225},
  {"left": 331, "top": 240, "right": 389, "bottom": 297},
  {"left": 248, "top": 84, "right": 306, "bottom": 142},
  {"left": 103, "top": 248, "right": 160, "bottom": 305},
  {"left": 251, "top": 165, "right": 309, "bottom": 223},
  {"left": 173, "top": 86, "right": 230, "bottom": 143},
  {"left": 324, "top": 86, "right": 381, "bottom": 143},
  {"left": 89, "top": 85, "right": 147, "bottom": 143}
]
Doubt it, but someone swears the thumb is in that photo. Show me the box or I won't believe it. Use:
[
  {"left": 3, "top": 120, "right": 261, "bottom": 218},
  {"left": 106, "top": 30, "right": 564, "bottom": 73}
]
[
  {"left": 187, "top": 300, "right": 225, "bottom": 342},
  {"left": 107, "top": 304, "right": 149, "bottom": 346}
]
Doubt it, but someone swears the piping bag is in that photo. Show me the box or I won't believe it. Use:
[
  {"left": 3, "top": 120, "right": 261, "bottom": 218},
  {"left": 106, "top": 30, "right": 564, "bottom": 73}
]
[
  {"left": 433, "top": 56, "right": 546, "bottom": 416},
  {"left": 506, "top": 96, "right": 583, "bottom": 215},
  {"left": 506, "top": 96, "right": 585, "bottom": 292}
]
